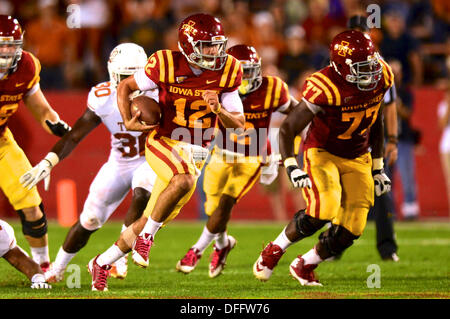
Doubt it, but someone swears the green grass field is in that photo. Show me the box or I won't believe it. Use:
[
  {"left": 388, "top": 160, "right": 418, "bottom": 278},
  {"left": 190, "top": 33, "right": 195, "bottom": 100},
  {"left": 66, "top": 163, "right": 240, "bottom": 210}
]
[{"left": 0, "top": 220, "right": 449, "bottom": 299}]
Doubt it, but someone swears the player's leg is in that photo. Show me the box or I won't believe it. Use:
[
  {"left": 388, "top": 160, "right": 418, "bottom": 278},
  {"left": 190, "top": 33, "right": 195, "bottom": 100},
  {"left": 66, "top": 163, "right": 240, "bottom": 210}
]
[
  {"left": 176, "top": 153, "right": 230, "bottom": 274},
  {"left": 290, "top": 152, "right": 373, "bottom": 286},
  {"left": 47, "top": 160, "right": 132, "bottom": 282},
  {"left": 0, "top": 130, "right": 50, "bottom": 270},
  {"left": 254, "top": 148, "right": 340, "bottom": 281}
]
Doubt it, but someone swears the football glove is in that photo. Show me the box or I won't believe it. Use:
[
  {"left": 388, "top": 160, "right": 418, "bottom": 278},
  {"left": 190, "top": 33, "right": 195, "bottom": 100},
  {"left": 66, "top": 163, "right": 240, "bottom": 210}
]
[
  {"left": 46, "top": 118, "right": 71, "bottom": 137},
  {"left": 284, "top": 157, "right": 311, "bottom": 188},
  {"left": 30, "top": 274, "right": 52, "bottom": 289},
  {"left": 20, "top": 153, "right": 59, "bottom": 191},
  {"left": 373, "top": 169, "right": 391, "bottom": 196}
]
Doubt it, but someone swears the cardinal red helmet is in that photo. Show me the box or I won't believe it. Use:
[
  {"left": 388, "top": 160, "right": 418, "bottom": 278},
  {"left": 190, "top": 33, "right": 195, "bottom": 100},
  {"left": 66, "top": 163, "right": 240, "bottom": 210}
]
[
  {"left": 178, "top": 13, "right": 227, "bottom": 71},
  {"left": 0, "top": 15, "right": 23, "bottom": 73},
  {"left": 227, "top": 44, "right": 262, "bottom": 95},
  {"left": 330, "top": 30, "right": 382, "bottom": 91}
]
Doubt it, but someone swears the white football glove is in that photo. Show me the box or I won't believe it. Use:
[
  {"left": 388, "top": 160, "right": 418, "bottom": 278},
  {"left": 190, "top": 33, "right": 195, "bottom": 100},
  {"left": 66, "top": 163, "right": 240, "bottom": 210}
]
[
  {"left": 373, "top": 169, "right": 391, "bottom": 196},
  {"left": 30, "top": 274, "right": 52, "bottom": 289},
  {"left": 20, "top": 153, "right": 59, "bottom": 191},
  {"left": 286, "top": 166, "right": 312, "bottom": 189}
]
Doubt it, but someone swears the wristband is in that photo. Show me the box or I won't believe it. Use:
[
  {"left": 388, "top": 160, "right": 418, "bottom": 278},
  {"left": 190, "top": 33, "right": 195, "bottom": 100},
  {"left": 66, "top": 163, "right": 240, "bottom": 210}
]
[
  {"left": 44, "top": 152, "right": 59, "bottom": 167},
  {"left": 283, "top": 157, "right": 298, "bottom": 168},
  {"left": 372, "top": 157, "right": 384, "bottom": 170},
  {"left": 212, "top": 103, "right": 222, "bottom": 114},
  {"left": 387, "top": 135, "right": 398, "bottom": 144}
]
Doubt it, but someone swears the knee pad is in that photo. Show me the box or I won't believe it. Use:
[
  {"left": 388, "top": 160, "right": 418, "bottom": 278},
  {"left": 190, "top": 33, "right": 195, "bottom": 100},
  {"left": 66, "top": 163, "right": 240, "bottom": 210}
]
[
  {"left": 318, "top": 224, "right": 359, "bottom": 257},
  {"left": 79, "top": 210, "right": 103, "bottom": 231},
  {"left": 16, "top": 203, "right": 48, "bottom": 238},
  {"left": 293, "top": 209, "right": 327, "bottom": 237}
]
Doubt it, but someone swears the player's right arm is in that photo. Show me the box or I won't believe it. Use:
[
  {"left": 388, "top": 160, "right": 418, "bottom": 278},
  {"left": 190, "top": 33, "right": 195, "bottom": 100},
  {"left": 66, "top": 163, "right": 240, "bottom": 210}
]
[{"left": 3, "top": 247, "right": 51, "bottom": 289}]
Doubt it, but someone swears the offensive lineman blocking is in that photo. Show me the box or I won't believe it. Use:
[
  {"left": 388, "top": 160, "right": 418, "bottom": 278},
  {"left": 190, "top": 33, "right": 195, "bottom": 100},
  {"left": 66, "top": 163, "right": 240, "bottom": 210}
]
[{"left": 253, "top": 30, "right": 394, "bottom": 286}]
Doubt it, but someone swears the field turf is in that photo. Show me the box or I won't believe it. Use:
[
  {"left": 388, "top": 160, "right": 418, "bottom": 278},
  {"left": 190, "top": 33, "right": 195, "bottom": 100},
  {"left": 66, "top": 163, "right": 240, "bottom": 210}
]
[{"left": 0, "top": 220, "right": 448, "bottom": 300}]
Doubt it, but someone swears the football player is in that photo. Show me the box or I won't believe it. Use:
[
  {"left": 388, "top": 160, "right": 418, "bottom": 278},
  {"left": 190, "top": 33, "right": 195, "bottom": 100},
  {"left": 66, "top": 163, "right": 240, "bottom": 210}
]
[
  {"left": 253, "top": 30, "right": 394, "bottom": 286},
  {"left": 20, "top": 43, "right": 157, "bottom": 283},
  {"left": 87, "top": 13, "right": 245, "bottom": 291},
  {"left": 0, "top": 15, "right": 70, "bottom": 272},
  {"left": 175, "top": 44, "right": 299, "bottom": 278},
  {"left": 0, "top": 219, "right": 51, "bottom": 289}
]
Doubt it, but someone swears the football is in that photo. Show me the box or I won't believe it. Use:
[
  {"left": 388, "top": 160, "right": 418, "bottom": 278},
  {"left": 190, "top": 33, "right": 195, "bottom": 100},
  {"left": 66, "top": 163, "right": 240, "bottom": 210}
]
[{"left": 130, "top": 95, "right": 161, "bottom": 125}]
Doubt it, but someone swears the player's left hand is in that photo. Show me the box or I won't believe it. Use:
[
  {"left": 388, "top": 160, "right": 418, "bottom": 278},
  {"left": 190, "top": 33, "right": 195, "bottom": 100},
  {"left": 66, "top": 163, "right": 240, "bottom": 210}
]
[
  {"left": 202, "top": 90, "right": 220, "bottom": 113},
  {"left": 373, "top": 169, "right": 391, "bottom": 196},
  {"left": 20, "top": 159, "right": 53, "bottom": 191},
  {"left": 46, "top": 119, "right": 71, "bottom": 137}
]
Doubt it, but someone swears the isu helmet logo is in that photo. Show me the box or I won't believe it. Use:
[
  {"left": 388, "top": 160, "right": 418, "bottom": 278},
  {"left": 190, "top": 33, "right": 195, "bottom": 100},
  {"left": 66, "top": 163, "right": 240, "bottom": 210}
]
[
  {"left": 335, "top": 41, "right": 354, "bottom": 57},
  {"left": 181, "top": 20, "right": 198, "bottom": 36}
]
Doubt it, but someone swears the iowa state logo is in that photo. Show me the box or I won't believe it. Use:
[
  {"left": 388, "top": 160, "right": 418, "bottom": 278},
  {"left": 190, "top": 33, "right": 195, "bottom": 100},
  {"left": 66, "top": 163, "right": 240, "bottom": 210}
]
[
  {"left": 335, "top": 41, "right": 354, "bottom": 57},
  {"left": 181, "top": 20, "right": 198, "bottom": 36}
]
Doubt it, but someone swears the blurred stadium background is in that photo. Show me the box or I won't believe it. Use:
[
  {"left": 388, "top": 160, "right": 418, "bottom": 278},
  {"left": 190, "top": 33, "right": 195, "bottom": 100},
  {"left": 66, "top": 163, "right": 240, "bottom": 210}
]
[{"left": 1, "top": 0, "right": 449, "bottom": 224}]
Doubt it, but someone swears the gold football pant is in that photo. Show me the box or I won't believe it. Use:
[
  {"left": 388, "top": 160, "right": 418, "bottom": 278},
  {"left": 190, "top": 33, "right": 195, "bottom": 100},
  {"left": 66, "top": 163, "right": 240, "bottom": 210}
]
[
  {"left": 143, "top": 130, "right": 205, "bottom": 224},
  {"left": 302, "top": 148, "right": 374, "bottom": 236},
  {"left": 203, "top": 149, "right": 262, "bottom": 216},
  {"left": 0, "top": 128, "right": 41, "bottom": 210}
]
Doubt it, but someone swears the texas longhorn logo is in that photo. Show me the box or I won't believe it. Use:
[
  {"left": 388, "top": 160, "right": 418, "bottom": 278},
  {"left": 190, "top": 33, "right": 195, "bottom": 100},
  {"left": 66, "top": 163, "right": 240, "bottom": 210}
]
[
  {"left": 335, "top": 41, "right": 354, "bottom": 57},
  {"left": 181, "top": 20, "right": 198, "bottom": 36}
]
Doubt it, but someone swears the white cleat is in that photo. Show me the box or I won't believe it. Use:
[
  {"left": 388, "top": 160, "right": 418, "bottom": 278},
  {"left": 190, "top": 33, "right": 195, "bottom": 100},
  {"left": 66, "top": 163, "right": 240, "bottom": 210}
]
[
  {"left": 208, "top": 235, "right": 237, "bottom": 278},
  {"left": 44, "top": 263, "right": 65, "bottom": 283},
  {"left": 110, "top": 254, "right": 128, "bottom": 279}
]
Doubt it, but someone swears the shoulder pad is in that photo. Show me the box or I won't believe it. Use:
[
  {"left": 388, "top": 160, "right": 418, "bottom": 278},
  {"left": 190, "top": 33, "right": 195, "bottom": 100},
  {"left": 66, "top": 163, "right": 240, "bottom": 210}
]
[
  {"left": 87, "top": 82, "right": 115, "bottom": 116},
  {"left": 145, "top": 49, "right": 176, "bottom": 84},
  {"left": 379, "top": 59, "right": 394, "bottom": 90},
  {"left": 302, "top": 71, "right": 342, "bottom": 106},
  {"left": 218, "top": 55, "right": 242, "bottom": 90},
  {"left": 262, "top": 76, "right": 290, "bottom": 110}
]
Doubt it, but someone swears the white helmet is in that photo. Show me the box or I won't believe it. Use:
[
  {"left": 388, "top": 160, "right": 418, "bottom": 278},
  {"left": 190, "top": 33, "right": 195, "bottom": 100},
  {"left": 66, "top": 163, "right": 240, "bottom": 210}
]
[{"left": 107, "top": 43, "right": 147, "bottom": 87}]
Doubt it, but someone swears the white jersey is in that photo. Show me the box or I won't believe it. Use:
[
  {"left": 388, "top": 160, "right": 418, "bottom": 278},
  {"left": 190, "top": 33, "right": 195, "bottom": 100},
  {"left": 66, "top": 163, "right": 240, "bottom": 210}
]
[
  {"left": 87, "top": 81, "right": 146, "bottom": 162},
  {"left": 0, "top": 219, "right": 17, "bottom": 258}
]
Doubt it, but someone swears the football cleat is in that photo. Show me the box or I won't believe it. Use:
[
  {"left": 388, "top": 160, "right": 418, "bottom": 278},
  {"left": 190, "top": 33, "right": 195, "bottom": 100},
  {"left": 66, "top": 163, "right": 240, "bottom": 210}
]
[
  {"left": 209, "top": 235, "right": 236, "bottom": 278},
  {"left": 40, "top": 262, "right": 50, "bottom": 273},
  {"left": 253, "top": 242, "right": 285, "bottom": 281},
  {"left": 289, "top": 255, "right": 323, "bottom": 287},
  {"left": 44, "top": 263, "right": 65, "bottom": 283},
  {"left": 132, "top": 233, "right": 153, "bottom": 268},
  {"left": 382, "top": 252, "right": 400, "bottom": 262},
  {"left": 87, "top": 255, "right": 111, "bottom": 291},
  {"left": 110, "top": 254, "right": 128, "bottom": 279},
  {"left": 176, "top": 248, "right": 202, "bottom": 274}
]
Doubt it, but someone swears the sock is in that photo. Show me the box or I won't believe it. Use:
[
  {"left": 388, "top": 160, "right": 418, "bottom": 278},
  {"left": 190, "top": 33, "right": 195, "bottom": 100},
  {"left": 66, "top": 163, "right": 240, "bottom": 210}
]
[
  {"left": 30, "top": 246, "right": 50, "bottom": 265},
  {"left": 53, "top": 247, "right": 76, "bottom": 270},
  {"left": 273, "top": 227, "right": 293, "bottom": 251},
  {"left": 302, "top": 247, "right": 323, "bottom": 265},
  {"left": 192, "top": 226, "right": 217, "bottom": 254},
  {"left": 215, "top": 232, "right": 229, "bottom": 250},
  {"left": 140, "top": 217, "right": 163, "bottom": 239},
  {"left": 97, "top": 244, "right": 126, "bottom": 267}
]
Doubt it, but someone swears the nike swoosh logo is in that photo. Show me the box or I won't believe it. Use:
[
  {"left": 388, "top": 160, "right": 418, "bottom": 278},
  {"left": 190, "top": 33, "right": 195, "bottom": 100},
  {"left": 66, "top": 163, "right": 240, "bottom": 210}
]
[
  {"left": 250, "top": 104, "right": 260, "bottom": 109},
  {"left": 15, "top": 82, "right": 25, "bottom": 87},
  {"left": 206, "top": 79, "right": 217, "bottom": 84}
]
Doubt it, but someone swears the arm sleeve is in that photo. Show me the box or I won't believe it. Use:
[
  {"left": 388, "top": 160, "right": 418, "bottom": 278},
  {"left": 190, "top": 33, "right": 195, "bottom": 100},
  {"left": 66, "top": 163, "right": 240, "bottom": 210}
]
[
  {"left": 220, "top": 89, "right": 244, "bottom": 114},
  {"left": 134, "top": 69, "right": 158, "bottom": 91}
]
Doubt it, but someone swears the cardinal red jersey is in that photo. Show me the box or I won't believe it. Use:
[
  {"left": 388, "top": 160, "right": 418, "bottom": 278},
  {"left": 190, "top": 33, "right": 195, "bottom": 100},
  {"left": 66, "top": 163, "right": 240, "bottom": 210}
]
[
  {"left": 302, "top": 59, "right": 394, "bottom": 159},
  {"left": 216, "top": 76, "right": 290, "bottom": 157},
  {"left": 0, "top": 51, "right": 41, "bottom": 136},
  {"left": 144, "top": 49, "right": 242, "bottom": 146}
]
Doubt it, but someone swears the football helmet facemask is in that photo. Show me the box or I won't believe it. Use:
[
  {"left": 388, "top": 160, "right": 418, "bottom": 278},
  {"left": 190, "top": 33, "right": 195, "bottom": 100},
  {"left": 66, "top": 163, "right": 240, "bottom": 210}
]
[
  {"left": 178, "top": 13, "right": 227, "bottom": 71},
  {"left": 227, "top": 44, "right": 262, "bottom": 95},
  {"left": 0, "top": 15, "right": 23, "bottom": 73},
  {"left": 330, "top": 30, "right": 383, "bottom": 91},
  {"left": 107, "top": 43, "right": 147, "bottom": 87}
]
